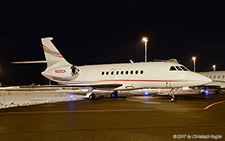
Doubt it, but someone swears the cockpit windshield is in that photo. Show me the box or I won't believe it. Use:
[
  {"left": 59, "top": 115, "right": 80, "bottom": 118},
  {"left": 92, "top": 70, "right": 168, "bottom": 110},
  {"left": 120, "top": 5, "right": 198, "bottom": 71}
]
[
  {"left": 180, "top": 66, "right": 189, "bottom": 71},
  {"left": 175, "top": 66, "right": 182, "bottom": 71},
  {"left": 169, "top": 66, "right": 189, "bottom": 71},
  {"left": 169, "top": 66, "right": 177, "bottom": 71}
]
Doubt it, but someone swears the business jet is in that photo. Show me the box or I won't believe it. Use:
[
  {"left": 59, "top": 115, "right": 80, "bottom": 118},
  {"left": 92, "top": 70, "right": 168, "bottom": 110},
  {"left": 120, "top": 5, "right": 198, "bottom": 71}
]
[
  {"left": 23, "top": 37, "right": 209, "bottom": 102},
  {"left": 198, "top": 71, "right": 225, "bottom": 94}
]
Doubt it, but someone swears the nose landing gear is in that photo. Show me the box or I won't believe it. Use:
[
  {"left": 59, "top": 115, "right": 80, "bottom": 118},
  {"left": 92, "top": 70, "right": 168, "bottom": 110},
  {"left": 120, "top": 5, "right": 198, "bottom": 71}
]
[
  {"left": 170, "top": 95, "right": 176, "bottom": 102},
  {"left": 168, "top": 88, "right": 177, "bottom": 102}
]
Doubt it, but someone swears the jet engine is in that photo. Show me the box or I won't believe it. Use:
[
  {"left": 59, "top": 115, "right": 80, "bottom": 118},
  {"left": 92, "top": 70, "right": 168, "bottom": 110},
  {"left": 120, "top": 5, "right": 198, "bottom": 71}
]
[{"left": 42, "top": 65, "right": 79, "bottom": 81}]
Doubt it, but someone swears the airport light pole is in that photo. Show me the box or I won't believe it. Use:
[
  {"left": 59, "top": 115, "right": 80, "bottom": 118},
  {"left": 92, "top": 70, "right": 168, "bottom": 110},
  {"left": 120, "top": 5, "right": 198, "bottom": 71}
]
[
  {"left": 142, "top": 37, "right": 148, "bottom": 62},
  {"left": 192, "top": 56, "right": 196, "bottom": 72},
  {"left": 213, "top": 65, "right": 216, "bottom": 71}
]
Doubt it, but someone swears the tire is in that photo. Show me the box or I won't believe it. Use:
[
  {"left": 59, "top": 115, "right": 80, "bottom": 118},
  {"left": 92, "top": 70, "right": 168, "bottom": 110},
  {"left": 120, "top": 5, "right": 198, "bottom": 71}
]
[
  {"left": 170, "top": 97, "right": 176, "bottom": 102},
  {"left": 88, "top": 94, "right": 96, "bottom": 100},
  {"left": 213, "top": 90, "right": 219, "bottom": 94}
]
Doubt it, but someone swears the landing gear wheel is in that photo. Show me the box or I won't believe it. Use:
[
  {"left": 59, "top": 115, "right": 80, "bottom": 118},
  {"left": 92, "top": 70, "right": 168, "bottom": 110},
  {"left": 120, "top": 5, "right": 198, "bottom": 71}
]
[
  {"left": 169, "top": 97, "right": 176, "bottom": 102},
  {"left": 213, "top": 90, "right": 220, "bottom": 94},
  {"left": 88, "top": 94, "right": 96, "bottom": 100},
  {"left": 168, "top": 88, "right": 177, "bottom": 102},
  {"left": 199, "top": 89, "right": 205, "bottom": 94}
]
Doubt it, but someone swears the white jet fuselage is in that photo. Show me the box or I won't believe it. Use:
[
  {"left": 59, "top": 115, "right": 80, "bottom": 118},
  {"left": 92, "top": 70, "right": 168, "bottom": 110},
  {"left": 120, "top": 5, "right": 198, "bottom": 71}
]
[
  {"left": 40, "top": 37, "right": 211, "bottom": 93},
  {"left": 42, "top": 61, "right": 211, "bottom": 90},
  {"left": 199, "top": 71, "right": 225, "bottom": 88}
]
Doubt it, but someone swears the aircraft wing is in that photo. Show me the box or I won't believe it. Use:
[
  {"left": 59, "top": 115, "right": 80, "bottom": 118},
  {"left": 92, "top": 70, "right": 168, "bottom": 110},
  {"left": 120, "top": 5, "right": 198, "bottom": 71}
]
[{"left": 19, "top": 83, "right": 122, "bottom": 89}]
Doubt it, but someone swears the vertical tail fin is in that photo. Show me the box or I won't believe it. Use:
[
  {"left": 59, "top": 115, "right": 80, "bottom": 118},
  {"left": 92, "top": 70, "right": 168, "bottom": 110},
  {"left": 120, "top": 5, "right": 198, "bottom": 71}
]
[{"left": 41, "top": 37, "right": 71, "bottom": 67}]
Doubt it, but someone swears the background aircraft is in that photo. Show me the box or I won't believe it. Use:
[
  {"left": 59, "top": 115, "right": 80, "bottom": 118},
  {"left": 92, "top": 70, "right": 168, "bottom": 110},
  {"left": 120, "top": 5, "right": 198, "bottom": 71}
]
[{"left": 198, "top": 71, "right": 225, "bottom": 94}]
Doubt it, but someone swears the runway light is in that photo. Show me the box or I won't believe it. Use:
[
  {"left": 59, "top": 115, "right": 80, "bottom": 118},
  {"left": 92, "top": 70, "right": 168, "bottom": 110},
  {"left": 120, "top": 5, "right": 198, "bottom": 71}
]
[
  {"left": 205, "top": 90, "right": 209, "bottom": 95},
  {"left": 70, "top": 94, "right": 74, "bottom": 99},
  {"left": 144, "top": 91, "right": 149, "bottom": 95},
  {"left": 111, "top": 93, "right": 115, "bottom": 98}
]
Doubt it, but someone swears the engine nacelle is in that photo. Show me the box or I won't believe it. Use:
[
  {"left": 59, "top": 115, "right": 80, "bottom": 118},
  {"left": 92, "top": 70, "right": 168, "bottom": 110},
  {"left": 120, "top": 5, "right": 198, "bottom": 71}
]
[{"left": 42, "top": 65, "right": 79, "bottom": 81}]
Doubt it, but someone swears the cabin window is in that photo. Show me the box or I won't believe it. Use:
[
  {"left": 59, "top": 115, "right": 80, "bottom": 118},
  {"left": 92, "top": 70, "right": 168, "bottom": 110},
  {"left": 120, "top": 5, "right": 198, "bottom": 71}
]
[
  {"left": 218, "top": 75, "right": 220, "bottom": 79},
  {"left": 169, "top": 66, "right": 176, "bottom": 71},
  {"left": 103, "top": 69, "right": 146, "bottom": 76},
  {"left": 213, "top": 75, "right": 216, "bottom": 79},
  {"left": 130, "top": 70, "right": 133, "bottom": 75},
  {"left": 209, "top": 75, "right": 212, "bottom": 79},
  {"left": 135, "top": 70, "right": 138, "bottom": 74},
  {"left": 222, "top": 75, "right": 225, "bottom": 79}
]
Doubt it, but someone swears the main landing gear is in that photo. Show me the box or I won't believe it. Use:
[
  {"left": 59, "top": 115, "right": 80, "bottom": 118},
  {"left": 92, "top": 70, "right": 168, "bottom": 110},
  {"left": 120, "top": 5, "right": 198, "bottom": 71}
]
[
  {"left": 168, "top": 88, "right": 178, "bottom": 102},
  {"left": 213, "top": 89, "right": 220, "bottom": 94},
  {"left": 85, "top": 88, "right": 96, "bottom": 100},
  {"left": 85, "top": 89, "right": 118, "bottom": 100},
  {"left": 88, "top": 93, "right": 96, "bottom": 100}
]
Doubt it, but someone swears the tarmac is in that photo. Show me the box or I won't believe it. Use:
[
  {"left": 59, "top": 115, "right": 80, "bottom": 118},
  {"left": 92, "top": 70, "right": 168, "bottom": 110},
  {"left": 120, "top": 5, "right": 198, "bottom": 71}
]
[{"left": 0, "top": 93, "right": 225, "bottom": 140}]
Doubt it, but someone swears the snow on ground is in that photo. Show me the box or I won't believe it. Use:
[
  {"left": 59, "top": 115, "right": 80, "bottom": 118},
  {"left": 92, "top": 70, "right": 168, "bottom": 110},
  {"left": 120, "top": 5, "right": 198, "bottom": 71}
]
[
  {"left": 0, "top": 87, "right": 203, "bottom": 109},
  {"left": 0, "top": 89, "right": 86, "bottom": 109}
]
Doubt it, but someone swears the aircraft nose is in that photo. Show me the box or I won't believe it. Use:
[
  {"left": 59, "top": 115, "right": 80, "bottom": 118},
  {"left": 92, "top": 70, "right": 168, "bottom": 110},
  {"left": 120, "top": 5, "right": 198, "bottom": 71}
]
[
  {"left": 188, "top": 72, "right": 212, "bottom": 86},
  {"left": 194, "top": 73, "right": 212, "bottom": 85},
  {"left": 200, "top": 74, "right": 212, "bottom": 84}
]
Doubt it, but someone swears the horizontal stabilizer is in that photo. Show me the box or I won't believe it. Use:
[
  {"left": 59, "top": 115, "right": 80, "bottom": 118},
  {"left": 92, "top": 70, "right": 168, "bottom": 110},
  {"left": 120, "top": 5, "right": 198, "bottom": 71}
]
[{"left": 11, "top": 60, "right": 47, "bottom": 64}]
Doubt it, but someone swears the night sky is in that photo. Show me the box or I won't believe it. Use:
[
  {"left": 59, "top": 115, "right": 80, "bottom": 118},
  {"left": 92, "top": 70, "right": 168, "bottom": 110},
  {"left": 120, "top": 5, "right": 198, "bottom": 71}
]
[{"left": 0, "top": 1, "right": 225, "bottom": 86}]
